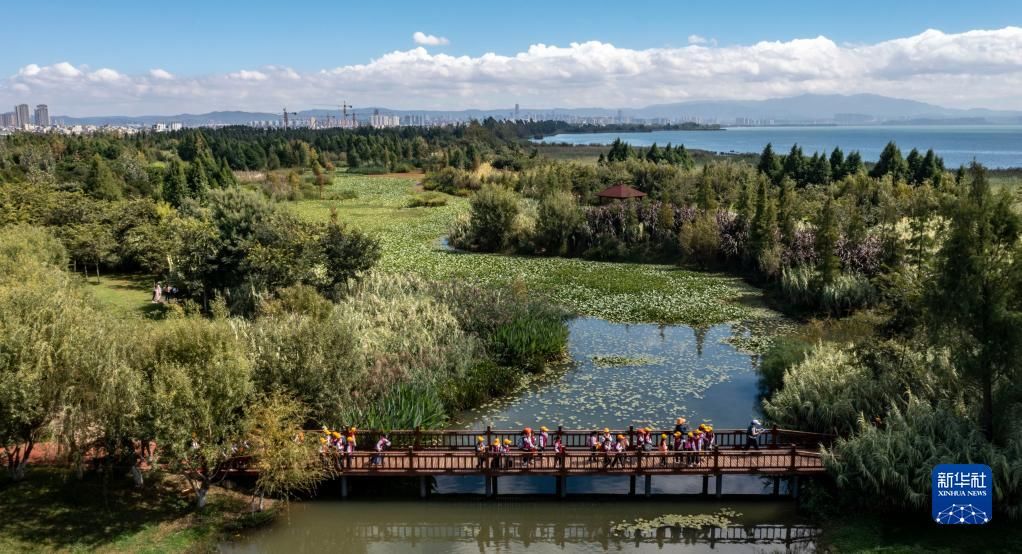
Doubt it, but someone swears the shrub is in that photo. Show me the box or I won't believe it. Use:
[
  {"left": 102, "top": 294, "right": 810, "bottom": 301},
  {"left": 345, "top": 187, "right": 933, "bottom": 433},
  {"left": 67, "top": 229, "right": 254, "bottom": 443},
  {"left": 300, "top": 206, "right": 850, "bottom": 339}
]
[
  {"left": 406, "top": 191, "right": 448, "bottom": 208},
  {"left": 818, "top": 273, "right": 877, "bottom": 314},
  {"left": 763, "top": 343, "right": 887, "bottom": 435},
  {"left": 463, "top": 184, "right": 520, "bottom": 252},
  {"left": 758, "top": 337, "right": 810, "bottom": 396},
  {"left": 679, "top": 212, "right": 720, "bottom": 267},
  {"left": 423, "top": 167, "right": 479, "bottom": 195},
  {"left": 534, "top": 191, "right": 583, "bottom": 256}
]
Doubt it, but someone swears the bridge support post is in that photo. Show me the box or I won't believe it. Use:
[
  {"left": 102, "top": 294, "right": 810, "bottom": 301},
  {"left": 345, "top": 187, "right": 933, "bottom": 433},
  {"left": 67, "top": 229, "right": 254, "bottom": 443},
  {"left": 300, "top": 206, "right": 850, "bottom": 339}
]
[
  {"left": 629, "top": 475, "right": 636, "bottom": 495},
  {"left": 791, "top": 476, "right": 800, "bottom": 499},
  {"left": 701, "top": 475, "right": 709, "bottom": 495},
  {"left": 485, "top": 475, "right": 492, "bottom": 497},
  {"left": 772, "top": 477, "right": 780, "bottom": 496},
  {"left": 556, "top": 476, "right": 565, "bottom": 498},
  {"left": 419, "top": 476, "right": 428, "bottom": 499},
  {"left": 715, "top": 474, "right": 722, "bottom": 499},
  {"left": 341, "top": 476, "right": 348, "bottom": 499},
  {"left": 492, "top": 476, "right": 498, "bottom": 496},
  {"left": 644, "top": 475, "right": 651, "bottom": 497}
]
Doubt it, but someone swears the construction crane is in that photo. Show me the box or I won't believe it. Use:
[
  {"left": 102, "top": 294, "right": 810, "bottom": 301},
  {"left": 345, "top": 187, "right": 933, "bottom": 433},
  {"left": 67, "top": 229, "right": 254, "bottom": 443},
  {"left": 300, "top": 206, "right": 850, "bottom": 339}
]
[
  {"left": 282, "top": 107, "right": 298, "bottom": 130},
  {"left": 341, "top": 101, "right": 356, "bottom": 127}
]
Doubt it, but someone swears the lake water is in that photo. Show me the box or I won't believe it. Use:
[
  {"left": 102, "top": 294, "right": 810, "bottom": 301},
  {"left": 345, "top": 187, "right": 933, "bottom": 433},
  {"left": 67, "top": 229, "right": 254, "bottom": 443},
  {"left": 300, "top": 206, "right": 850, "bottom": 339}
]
[
  {"left": 222, "top": 318, "right": 817, "bottom": 552},
  {"left": 537, "top": 125, "right": 1022, "bottom": 169}
]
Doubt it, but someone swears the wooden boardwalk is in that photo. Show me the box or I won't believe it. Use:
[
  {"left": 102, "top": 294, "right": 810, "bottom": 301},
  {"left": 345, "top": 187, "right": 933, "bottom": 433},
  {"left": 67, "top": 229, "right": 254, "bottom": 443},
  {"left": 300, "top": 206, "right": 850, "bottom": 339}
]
[
  {"left": 229, "top": 428, "right": 833, "bottom": 498},
  {"left": 320, "top": 447, "right": 826, "bottom": 477}
]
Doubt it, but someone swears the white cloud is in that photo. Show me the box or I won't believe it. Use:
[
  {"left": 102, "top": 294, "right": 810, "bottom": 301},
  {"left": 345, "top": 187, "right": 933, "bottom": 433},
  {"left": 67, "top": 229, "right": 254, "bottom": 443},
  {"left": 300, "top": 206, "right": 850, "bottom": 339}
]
[
  {"left": 5, "top": 27, "right": 1022, "bottom": 115},
  {"left": 413, "top": 31, "right": 449, "bottom": 46},
  {"left": 88, "top": 68, "right": 122, "bottom": 82},
  {"left": 687, "top": 34, "right": 708, "bottom": 45},
  {"left": 228, "top": 69, "right": 268, "bottom": 81},
  {"left": 149, "top": 68, "right": 174, "bottom": 80}
]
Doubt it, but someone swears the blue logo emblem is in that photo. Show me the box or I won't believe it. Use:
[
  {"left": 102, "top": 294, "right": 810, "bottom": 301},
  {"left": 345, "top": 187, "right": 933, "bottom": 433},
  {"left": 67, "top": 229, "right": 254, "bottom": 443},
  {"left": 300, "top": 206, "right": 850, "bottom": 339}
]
[{"left": 932, "top": 464, "right": 992, "bottom": 524}]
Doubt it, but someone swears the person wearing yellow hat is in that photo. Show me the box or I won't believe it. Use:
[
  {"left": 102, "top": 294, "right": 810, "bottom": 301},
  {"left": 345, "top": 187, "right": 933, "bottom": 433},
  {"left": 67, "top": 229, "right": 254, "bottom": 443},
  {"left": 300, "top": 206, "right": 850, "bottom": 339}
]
[
  {"left": 683, "top": 432, "right": 697, "bottom": 466},
  {"left": 704, "top": 425, "right": 716, "bottom": 449},
  {"left": 672, "top": 431, "right": 684, "bottom": 464},
  {"left": 521, "top": 430, "right": 536, "bottom": 468},
  {"left": 538, "top": 426, "right": 550, "bottom": 452},
  {"left": 475, "top": 435, "right": 488, "bottom": 468},
  {"left": 607, "top": 434, "right": 627, "bottom": 468},
  {"left": 490, "top": 439, "right": 501, "bottom": 469},
  {"left": 502, "top": 439, "right": 513, "bottom": 468}
]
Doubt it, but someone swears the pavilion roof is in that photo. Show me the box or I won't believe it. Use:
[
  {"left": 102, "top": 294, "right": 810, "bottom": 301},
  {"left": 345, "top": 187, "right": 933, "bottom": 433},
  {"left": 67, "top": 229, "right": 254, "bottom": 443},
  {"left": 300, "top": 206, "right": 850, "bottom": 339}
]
[{"left": 596, "top": 183, "right": 647, "bottom": 199}]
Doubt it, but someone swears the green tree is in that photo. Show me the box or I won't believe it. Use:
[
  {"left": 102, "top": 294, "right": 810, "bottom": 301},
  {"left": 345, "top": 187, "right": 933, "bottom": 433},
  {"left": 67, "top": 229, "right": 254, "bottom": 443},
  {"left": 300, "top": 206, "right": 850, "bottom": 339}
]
[
  {"left": 243, "top": 392, "right": 326, "bottom": 511},
  {"left": 757, "top": 143, "right": 781, "bottom": 182},
  {"left": 924, "top": 163, "right": 1022, "bottom": 440},
  {"left": 85, "top": 154, "right": 121, "bottom": 200},
  {"left": 870, "top": 141, "right": 908, "bottom": 181},
  {"left": 162, "top": 159, "right": 188, "bottom": 206},
  {"left": 145, "top": 311, "right": 253, "bottom": 508},
  {"left": 816, "top": 197, "right": 841, "bottom": 285}
]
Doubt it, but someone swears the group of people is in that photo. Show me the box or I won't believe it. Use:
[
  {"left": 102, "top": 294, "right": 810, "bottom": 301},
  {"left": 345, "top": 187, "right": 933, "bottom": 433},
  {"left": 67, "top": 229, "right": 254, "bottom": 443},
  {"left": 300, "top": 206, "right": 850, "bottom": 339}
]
[
  {"left": 313, "top": 418, "right": 768, "bottom": 472},
  {"left": 151, "top": 281, "right": 179, "bottom": 304},
  {"left": 318, "top": 426, "right": 392, "bottom": 470},
  {"left": 475, "top": 426, "right": 565, "bottom": 469},
  {"left": 471, "top": 418, "right": 767, "bottom": 470}
]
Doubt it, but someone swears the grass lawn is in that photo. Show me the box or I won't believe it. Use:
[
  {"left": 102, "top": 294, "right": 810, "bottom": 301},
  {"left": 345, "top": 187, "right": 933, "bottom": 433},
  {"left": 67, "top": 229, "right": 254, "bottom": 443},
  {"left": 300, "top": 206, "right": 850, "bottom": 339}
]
[
  {"left": 82, "top": 273, "right": 165, "bottom": 318},
  {"left": 0, "top": 468, "right": 273, "bottom": 553},
  {"left": 291, "top": 172, "right": 777, "bottom": 326}
]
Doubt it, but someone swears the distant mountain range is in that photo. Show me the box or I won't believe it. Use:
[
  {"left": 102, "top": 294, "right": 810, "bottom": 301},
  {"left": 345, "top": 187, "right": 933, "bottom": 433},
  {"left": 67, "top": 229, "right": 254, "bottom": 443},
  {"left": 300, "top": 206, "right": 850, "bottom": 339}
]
[{"left": 54, "top": 94, "right": 1022, "bottom": 127}]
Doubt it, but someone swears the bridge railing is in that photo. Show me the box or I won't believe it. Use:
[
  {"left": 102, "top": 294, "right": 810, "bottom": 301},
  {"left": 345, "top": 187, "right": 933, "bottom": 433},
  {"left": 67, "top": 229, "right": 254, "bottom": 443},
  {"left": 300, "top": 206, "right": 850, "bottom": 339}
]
[
  {"left": 315, "top": 446, "right": 825, "bottom": 476},
  {"left": 334, "top": 427, "right": 833, "bottom": 452}
]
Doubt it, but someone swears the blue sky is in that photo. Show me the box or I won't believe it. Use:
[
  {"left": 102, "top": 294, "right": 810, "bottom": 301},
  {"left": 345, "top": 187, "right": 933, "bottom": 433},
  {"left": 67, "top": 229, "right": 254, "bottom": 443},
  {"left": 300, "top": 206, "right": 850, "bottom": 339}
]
[
  {"left": 4, "top": 1, "right": 1022, "bottom": 115},
  {"left": 7, "top": 0, "right": 1020, "bottom": 76}
]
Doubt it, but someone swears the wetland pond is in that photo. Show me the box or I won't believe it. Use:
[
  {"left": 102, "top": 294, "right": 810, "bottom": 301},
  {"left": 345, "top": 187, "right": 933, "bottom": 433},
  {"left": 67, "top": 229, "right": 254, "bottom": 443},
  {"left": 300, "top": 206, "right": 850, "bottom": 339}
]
[{"left": 222, "top": 318, "right": 818, "bottom": 552}]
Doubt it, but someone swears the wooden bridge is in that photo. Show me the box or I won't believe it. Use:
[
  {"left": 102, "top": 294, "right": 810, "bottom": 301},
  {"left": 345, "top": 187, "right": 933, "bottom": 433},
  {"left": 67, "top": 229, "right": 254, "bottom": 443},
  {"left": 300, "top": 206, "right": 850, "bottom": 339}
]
[{"left": 282, "top": 427, "right": 833, "bottom": 499}]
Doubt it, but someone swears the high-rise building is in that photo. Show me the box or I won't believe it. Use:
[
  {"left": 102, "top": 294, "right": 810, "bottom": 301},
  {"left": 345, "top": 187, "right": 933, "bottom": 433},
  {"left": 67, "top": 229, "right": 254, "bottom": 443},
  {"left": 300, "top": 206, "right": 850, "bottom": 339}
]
[
  {"left": 34, "top": 104, "right": 50, "bottom": 127},
  {"left": 0, "top": 112, "right": 16, "bottom": 128},
  {"left": 15, "top": 104, "right": 30, "bottom": 128},
  {"left": 514, "top": 103, "right": 520, "bottom": 118}
]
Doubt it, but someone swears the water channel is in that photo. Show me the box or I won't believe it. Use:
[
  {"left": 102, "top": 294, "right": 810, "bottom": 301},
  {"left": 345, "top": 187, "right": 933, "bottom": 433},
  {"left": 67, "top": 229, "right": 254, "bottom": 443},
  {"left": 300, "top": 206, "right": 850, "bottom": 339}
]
[{"left": 222, "top": 318, "right": 818, "bottom": 552}]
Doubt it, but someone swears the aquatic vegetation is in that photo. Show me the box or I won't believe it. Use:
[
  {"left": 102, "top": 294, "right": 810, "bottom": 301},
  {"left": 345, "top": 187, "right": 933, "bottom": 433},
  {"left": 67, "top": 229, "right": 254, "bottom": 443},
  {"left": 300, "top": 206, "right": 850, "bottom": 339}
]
[
  {"left": 290, "top": 175, "right": 766, "bottom": 326},
  {"left": 591, "top": 355, "right": 664, "bottom": 367},
  {"left": 610, "top": 509, "right": 743, "bottom": 535}
]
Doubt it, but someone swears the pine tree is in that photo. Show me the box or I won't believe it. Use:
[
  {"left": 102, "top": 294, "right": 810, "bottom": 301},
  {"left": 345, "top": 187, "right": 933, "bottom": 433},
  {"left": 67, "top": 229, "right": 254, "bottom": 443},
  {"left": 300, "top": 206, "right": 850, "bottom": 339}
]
[
  {"left": 696, "top": 168, "right": 718, "bottom": 212},
  {"left": 844, "top": 151, "right": 864, "bottom": 175},
  {"left": 757, "top": 143, "right": 781, "bottom": 182},
  {"left": 783, "top": 144, "right": 805, "bottom": 186},
  {"left": 187, "top": 158, "right": 210, "bottom": 197},
  {"left": 924, "top": 162, "right": 1022, "bottom": 440},
  {"left": 870, "top": 142, "right": 908, "bottom": 181},
  {"left": 829, "top": 147, "right": 846, "bottom": 180},
  {"left": 84, "top": 154, "right": 121, "bottom": 200},
  {"left": 162, "top": 159, "right": 188, "bottom": 206},
  {"left": 815, "top": 197, "right": 841, "bottom": 285}
]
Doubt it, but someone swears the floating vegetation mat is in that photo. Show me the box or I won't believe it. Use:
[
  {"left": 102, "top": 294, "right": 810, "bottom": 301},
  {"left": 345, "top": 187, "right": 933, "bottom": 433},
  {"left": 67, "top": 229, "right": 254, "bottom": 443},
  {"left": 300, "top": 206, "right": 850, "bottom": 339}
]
[
  {"left": 291, "top": 174, "right": 780, "bottom": 327},
  {"left": 610, "top": 509, "right": 743, "bottom": 536},
  {"left": 591, "top": 355, "right": 665, "bottom": 367}
]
